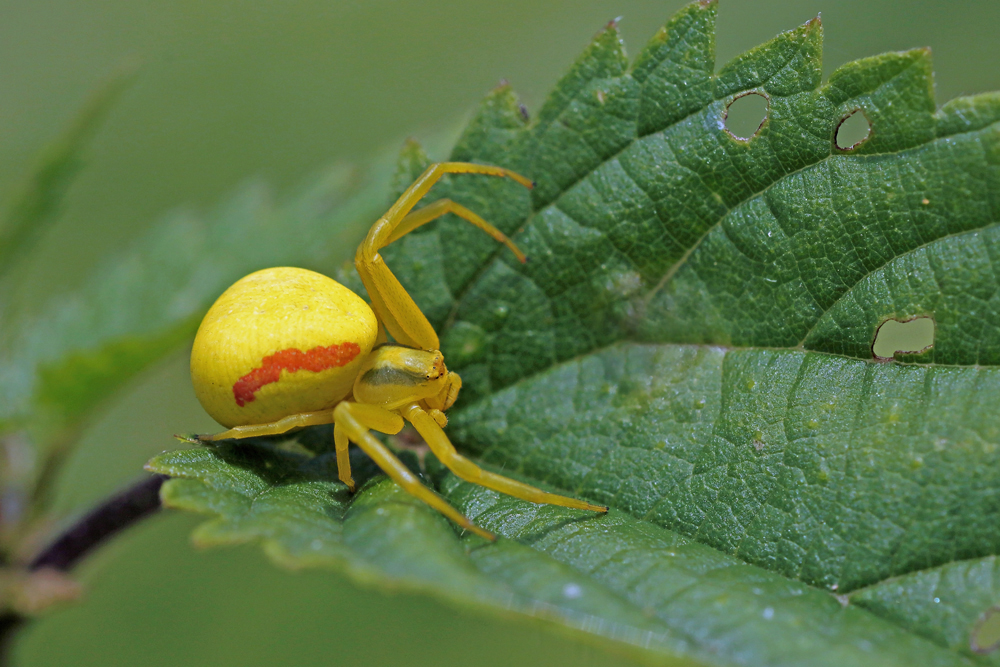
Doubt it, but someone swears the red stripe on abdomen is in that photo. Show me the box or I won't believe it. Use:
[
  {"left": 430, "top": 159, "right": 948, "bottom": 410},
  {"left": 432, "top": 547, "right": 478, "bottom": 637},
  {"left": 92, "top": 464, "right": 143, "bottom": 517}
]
[{"left": 233, "top": 342, "right": 361, "bottom": 406}]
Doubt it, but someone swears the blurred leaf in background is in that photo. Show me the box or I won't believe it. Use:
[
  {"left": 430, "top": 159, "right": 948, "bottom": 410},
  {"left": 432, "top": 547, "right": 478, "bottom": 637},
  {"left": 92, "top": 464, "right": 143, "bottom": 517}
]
[{"left": 0, "top": 65, "right": 134, "bottom": 286}]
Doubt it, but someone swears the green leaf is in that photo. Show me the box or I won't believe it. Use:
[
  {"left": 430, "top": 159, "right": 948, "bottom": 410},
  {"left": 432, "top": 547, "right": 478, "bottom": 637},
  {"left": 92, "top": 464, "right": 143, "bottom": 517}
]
[
  {"left": 147, "top": 441, "right": 965, "bottom": 666},
  {"left": 0, "top": 65, "right": 134, "bottom": 285},
  {"left": 850, "top": 556, "right": 1000, "bottom": 661},
  {"left": 150, "top": 1, "right": 1000, "bottom": 663}
]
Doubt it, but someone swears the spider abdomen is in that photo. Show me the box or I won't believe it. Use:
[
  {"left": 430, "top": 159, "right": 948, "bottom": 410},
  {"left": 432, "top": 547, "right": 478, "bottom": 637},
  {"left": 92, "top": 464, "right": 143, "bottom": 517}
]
[{"left": 191, "top": 266, "right": 377, "bottom": 428}]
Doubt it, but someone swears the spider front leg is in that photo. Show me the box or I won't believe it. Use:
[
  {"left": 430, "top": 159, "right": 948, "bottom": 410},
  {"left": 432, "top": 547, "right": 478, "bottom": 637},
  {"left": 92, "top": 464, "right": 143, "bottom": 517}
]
[
  {"left": 332, "top": 402, "right": 404, "bottom": 492},
  {"left": 333, "top": 401, "right": 495, "bottom": 540},
  {"left": 400, "top": 403, "right": 608, "bottom": 514},
  {"left": 355, "top": 162, "right": 532, "bottom": 351}
]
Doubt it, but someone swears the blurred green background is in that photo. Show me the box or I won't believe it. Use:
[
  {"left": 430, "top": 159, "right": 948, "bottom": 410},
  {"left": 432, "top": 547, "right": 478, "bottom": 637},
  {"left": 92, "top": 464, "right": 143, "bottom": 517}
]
[{"left": 4, "top": 0, "right": 999, "bottom": 664}]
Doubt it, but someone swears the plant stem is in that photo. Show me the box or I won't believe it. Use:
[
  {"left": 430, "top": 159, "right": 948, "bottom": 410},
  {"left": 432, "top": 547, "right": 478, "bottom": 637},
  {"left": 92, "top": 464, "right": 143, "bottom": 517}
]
[
  {"left": 29, "top": 474, "right": 167, "bottom": 571},
  {"left": 0, "top": 473, "right": 167, "bottom": 665}
]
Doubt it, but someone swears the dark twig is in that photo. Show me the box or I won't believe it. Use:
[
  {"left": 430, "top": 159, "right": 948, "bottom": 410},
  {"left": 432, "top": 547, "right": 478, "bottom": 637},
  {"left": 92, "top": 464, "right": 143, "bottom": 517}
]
[
  {"left": 0, "top": 474, "right": 168, "bottom": 665},
  {"left": 29, "top": 474, "right": 167, "bottom": 571}
]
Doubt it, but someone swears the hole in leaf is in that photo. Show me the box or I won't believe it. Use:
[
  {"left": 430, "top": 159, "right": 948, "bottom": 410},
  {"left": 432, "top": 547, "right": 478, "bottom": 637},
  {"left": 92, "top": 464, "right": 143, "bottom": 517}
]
[
  {"left": 724, "top": 92, "right": 769, "bottom": 141},
  {"left": 872, "top": 316, "right": 935, "bottom": 360},
  {"left": 835, "top": 109, "right": 872, "bottom": 150},
  {"left": 972, "top": 606, "right": 1000, "bottom": 654}
]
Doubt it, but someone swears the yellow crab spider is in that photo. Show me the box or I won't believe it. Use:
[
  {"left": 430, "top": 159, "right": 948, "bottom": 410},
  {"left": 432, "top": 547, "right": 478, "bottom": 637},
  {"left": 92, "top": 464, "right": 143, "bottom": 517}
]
[{"left": 189, "top": 162, "right": 608, "bottom": 541}]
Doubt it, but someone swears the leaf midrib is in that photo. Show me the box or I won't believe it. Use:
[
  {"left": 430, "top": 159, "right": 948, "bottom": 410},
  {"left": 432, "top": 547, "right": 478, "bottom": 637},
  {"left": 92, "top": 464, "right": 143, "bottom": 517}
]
[{"left": 794, "top": 217, "right": 1000, "bottom": 347}]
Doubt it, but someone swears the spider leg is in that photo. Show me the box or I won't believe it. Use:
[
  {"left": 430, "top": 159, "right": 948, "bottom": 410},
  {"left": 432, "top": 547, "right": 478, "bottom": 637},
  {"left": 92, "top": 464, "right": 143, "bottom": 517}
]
[
  {"left": 401, "top": 403, "right": 608, "bottom": 513},
  {"left": 334, "top": 402, "right": 403, "bottom": 492},
  {"left": 355, "top": 162, "right": 532, "bottom": 351},
  {"left": 386, "top": 198, "right": 526, "bottom": 261},
  {"left": 333, "top": 424, "right": 354, "bottom": 491},
  {"left": 333, "top": 401, "right": 495, "bottom": 541},
  {"left": 198, "top": 409, "right": 337, "bottom": 442}
]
